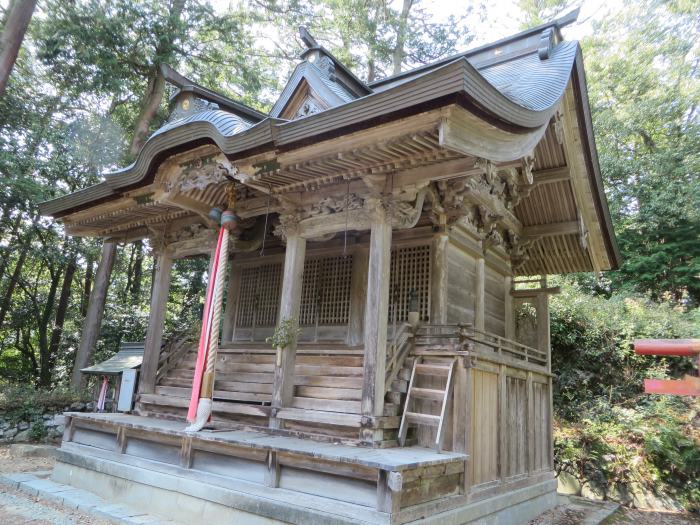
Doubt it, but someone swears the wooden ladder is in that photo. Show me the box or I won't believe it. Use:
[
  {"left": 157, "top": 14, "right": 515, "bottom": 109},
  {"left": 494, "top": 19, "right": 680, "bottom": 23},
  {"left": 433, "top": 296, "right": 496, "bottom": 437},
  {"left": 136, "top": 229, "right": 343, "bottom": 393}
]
[{"left": 398, "top": 357, "right": 455, "bottom": 452}]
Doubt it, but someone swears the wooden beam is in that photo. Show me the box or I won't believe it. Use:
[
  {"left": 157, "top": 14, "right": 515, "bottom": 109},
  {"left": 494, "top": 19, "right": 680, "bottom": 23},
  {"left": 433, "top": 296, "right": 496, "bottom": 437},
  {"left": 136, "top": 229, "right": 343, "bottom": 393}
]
[
  {"left": 138, "top": 249, "right": 174, "bottom": 394},
  {"left": 270, "top": 233, "right": 306, "bottom": 429},
  {"left": 535, "top": 292, "right": 551, "bottom": 370},
  {"left": 361, "top": 204, "right": 392, "bottom": 441},
  {"left": 504, "top": 276, "right": 514, "bottom": 340},
  {"left": 474, "top": 257, "right": 485, "bottom": 332},
  {"left": 430, "top": 232, "right": 449, "bottom": 324},
  {"left": 532, "top": 166, "right": 569, "bottom": 186},
  {"left": 439, "top": 106, "right": 548, "bottom": 163},
  {"left": 221, "top": 263, "right": 241, "bottom": 343},
  {"left": 347, "top": 247, "right": 368, "bottom": 346},
  {"left": 511, "top": 287, "right": 561, "bottom": 298},
  {"left": 160, "top": 193, "right": 217, "bottom": 228},
  {"left": 71, "top": 241, "right": 117, "bottom": 389},
  {"left": 522, "top": 220, "right": 579, "bottom": 238}
]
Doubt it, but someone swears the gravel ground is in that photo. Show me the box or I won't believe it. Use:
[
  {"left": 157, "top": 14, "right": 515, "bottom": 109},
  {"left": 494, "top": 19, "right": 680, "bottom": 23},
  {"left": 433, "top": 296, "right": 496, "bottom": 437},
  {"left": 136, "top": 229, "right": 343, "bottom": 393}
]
[{"left": 0, "top": 445, "right": 112, "bottom": 525}]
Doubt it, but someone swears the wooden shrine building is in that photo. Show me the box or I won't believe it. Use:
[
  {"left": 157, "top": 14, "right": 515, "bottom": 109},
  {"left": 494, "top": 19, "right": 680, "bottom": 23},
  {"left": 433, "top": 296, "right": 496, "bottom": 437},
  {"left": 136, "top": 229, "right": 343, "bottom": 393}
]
[{"left": 40, "top": 12, "right": 619, "bottom": 525}]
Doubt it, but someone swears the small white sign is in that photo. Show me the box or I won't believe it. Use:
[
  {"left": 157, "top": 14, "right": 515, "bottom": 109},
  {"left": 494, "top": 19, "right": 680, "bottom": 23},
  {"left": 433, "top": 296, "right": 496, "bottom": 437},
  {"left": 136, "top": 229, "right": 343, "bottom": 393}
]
[{"left": 118, "top": 370, "right": 138, "bottom": 412}]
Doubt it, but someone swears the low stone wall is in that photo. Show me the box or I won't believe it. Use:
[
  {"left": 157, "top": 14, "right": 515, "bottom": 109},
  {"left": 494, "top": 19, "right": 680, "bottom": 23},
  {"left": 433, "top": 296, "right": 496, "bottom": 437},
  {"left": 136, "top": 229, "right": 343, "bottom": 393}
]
[{"left": 0, "top": 403, "right": 92, "bottom": 444}]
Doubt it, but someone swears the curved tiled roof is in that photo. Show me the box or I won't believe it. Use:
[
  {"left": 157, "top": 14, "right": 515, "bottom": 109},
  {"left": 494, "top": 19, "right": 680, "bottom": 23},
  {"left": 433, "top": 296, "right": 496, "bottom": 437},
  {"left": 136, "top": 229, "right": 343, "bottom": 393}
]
[
  {"left": 40, "top": 42, "right": 577, "bottom": 215},
  {"left": 39, "top": 18, "right": 581, "bottom": 220},
  {"left": 479, "top": 41, "right": 578, "bottom": 112}
]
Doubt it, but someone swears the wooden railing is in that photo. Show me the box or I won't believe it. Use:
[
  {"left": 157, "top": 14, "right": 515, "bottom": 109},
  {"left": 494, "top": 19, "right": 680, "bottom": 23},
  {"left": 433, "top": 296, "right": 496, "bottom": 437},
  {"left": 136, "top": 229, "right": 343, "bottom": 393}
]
[
  {"left": 460, "top": 326, "right": 548, "bottom": 368},
  {"left": 385, "top": 322, "right": 415, "bottom": 390},
  {"left": 414, "top": 324, "right": 548, "bottom": 368},
  {"left": 156, "top": 330, "right": 196, "bottom": 383}
]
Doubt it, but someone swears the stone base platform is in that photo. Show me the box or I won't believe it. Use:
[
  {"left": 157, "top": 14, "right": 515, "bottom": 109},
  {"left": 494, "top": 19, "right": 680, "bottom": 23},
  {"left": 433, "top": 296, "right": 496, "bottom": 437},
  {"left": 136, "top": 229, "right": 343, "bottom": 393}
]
[{"left": 52, "top": 413, "right": 556, "bottom": 524}]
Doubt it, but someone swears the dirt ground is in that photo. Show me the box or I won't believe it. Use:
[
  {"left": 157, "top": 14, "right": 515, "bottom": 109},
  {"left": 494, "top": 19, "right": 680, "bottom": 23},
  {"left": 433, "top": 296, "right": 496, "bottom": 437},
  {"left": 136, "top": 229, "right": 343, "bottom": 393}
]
[
  {"left": 606, "top": 507, "right": 700, "bottom": 525},
  {"left": 0, "top": 444, "right": 698, "bottom": 524},
  {"left": 0, "top": 444, "right": 112, "bottom": 525},
  {"left": 529, "top": 501, "right": 699, "bottom": 525}
]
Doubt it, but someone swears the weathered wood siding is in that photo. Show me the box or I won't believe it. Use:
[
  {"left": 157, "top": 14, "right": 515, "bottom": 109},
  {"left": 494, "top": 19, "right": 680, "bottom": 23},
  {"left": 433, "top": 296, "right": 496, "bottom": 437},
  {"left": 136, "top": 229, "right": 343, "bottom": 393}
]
[
  {"left": 446, "top": 241, "right": 475, "bottom": 325},
  {"left": 469, "top": 365, "right": 500, "bottom": 485},
  {"left": 464, "top": 355, "right": 552, "bottom": 494},
  {"left": 485, "top": 265, "right": 506, "bottom": 336}
]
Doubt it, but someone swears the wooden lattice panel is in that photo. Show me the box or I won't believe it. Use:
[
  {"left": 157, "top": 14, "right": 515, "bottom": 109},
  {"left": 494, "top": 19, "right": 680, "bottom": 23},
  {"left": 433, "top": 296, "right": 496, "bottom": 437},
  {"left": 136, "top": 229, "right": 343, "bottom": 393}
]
[
  {"left": 389, "top": 244, "right": 431, "bottom": 322},
  {"left": 234, "top": 262, "right": 283, "bottom": 328},
  {"left": 299, "top": 255, "right": 353, "bottom": 326}
]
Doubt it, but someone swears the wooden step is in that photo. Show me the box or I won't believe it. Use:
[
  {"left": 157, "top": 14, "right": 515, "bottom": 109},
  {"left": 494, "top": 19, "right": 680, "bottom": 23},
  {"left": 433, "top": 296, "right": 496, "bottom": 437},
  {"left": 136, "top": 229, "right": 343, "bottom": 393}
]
[
  {"left": 414, "top": 364, "right": 451, "bottom": 377},
  {"left": 155, "top": 385, "right": 272, "bottom": 404},
  {"left": 138, "top": 394, "right": 270, "bottom": 418},
  {"left": 220, "top": 354, "right": 364, "bottom": 366},
  {"left": 291, "top": 397, "right": 361, "bottom": 414},
  {"left": 294, "top": 376, "right": 363, "bottom": 388},
  {"left": 276, "top": 407, "right": 363, "bottom": 427},
  {"left": 405, "top": 412, "right": 441, "bottom": 427},
  {"left": 295, "top": 386, "right": 361, "bottom": 401},
  {"left": 410, "top": 387, "right": 446, "bottom": 402}
]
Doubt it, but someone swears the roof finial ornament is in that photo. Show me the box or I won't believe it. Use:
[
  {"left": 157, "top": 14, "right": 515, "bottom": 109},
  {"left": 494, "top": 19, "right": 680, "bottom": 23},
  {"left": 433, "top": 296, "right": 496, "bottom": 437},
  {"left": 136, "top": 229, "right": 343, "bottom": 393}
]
[
  {"left": 299, "top": 26, "right": 318, "bottom": 49},
  {"left": 538, "top": 28, "right": 555, "bottom": 60}
]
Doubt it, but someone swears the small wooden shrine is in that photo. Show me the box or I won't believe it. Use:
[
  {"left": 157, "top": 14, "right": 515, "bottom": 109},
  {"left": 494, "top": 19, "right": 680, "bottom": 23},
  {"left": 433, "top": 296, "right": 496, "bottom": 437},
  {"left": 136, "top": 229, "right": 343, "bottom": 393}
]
[{"left": 40, "top": 12, "right": 619, "bottom": 525}]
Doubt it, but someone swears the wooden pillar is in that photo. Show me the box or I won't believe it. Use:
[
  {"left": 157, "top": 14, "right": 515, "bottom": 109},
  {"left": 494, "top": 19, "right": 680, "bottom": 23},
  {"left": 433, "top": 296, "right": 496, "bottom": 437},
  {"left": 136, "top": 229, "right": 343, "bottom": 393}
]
[
  {"left": 474, "top": 257, "right": 485, "bottom": 332},
  {"left": 504, "top": 276, "right": 514, "bottom": 340},
  {"left": 221, "top": 260, "right": 241, "bottom": 343},
  {"left": 71, "top": 241, "right": 117, "bottom": 390},
  {"left": 138, "top": 249, "right": 173, "bottom": 394},
  {"left": 270, "top": 232, "right": 306, "bottom": 428},
  {"left": 361, "top": 204, "right": 392, "bottom": 437},
  {"left": 452, "top": 357, "right": 468, "bottom": 455},
  {"left": 536, "top": 292, "right": 551, "bottom": 368},
  {"left": 535, "top": 290, "right": 554, "bottom": 468},
  {"left": 347, "top": 247, "right": 368, "bottom": 346},
  {"left": 430, "top": 231, "right": 448, "bottom": 325}
]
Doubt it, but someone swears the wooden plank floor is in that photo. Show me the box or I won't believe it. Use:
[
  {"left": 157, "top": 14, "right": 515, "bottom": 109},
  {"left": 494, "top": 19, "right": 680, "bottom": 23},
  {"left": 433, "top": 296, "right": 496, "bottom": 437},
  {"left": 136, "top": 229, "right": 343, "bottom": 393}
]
[{"left": 67, "top": 412, "right": 466, "bottom": 471}]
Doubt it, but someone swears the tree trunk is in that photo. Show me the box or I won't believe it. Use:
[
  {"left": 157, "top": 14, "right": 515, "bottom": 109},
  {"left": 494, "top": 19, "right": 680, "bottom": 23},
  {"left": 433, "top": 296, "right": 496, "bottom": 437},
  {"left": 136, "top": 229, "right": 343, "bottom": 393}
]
[
  {"left": 392, "top": 0, "right": 413, "bottom": 76},
  {"left": 0, "top": 244, "right": 29, "bottom": 329},
  {"left": 37, "top": 266, "right": 62, "bottom": 387},
  {"left": 0, "top": 213, "right": 22, "bottom": 283},
  {"left": 80, "top": 256, "right": 94, "bottom": 317},
  {"left": 71, "top": 241, "right": 117, "bottom": 390},
  {"left": 42, "top": 258, "right": 77, "bottom": 387},
  {"left": 0, "top": 0, "right": 37, "bottom": 97},
  {"left": 131, "top": 240, "right": 144, "bottom": 304},
  {"left": 128, "top": 0, "right": 185, "bottom": 156}
]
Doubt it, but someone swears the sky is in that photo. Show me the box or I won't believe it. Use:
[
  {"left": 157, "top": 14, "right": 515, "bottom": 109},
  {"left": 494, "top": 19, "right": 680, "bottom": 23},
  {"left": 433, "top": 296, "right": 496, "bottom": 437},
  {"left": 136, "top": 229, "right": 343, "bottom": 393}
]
[{"left": 210, "top": 0, "right": 625, "bottom": 50}]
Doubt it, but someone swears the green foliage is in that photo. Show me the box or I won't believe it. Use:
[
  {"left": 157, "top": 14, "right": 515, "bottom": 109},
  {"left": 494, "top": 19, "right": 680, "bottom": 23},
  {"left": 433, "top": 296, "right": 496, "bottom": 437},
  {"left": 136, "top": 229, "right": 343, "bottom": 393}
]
[
  {"left": 0, "top": 385, "right": 87, "bottom": 425},
  {"left": 29, "top": 420, "right": 48, "bottom": 442},
  {"left": 583, "top": 0, "right": 700, "bottom": 305},
  {"left": 551, "top": 280, "right": 700, "bottom": 510},
  {"left": 266, "top": 318, "right": 301, "bottom": 349}
]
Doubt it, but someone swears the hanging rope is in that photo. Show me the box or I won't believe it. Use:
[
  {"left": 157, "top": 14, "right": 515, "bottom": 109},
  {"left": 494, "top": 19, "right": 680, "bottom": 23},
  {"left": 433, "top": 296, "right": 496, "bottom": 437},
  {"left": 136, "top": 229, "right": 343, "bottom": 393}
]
[
  {"left": 259, "top": 184, "right": 272, "bottom": 256},
  {"left": 186, "top": 183, "right": 238, "bottom": 431},
  {"left": 343, "top": 178, "right": 350, "bottom": 257},
  {"left": 186, "top": 227, "right": 225, "bottom": 428},
  {"left": 203, "top": 227, "right": 229, "bottom": 388}
]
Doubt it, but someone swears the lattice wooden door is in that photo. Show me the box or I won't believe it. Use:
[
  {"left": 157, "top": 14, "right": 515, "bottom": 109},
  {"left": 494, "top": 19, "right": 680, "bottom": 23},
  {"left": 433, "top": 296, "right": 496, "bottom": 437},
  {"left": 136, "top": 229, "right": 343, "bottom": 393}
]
[
  {"left": 233, "top": 261, "right": 283, "bottom": 340},
  {"left": 299, "top": 254, "right": 353, "bottom": 340},
  {"left": 388, "top": 244, "right": 431, "bottom": 329}
]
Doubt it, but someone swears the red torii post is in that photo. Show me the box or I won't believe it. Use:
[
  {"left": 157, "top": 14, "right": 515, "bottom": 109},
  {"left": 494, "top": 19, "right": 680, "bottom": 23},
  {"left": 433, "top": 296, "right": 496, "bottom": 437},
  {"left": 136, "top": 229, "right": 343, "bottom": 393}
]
[{"left": 634, "top": 339, "right": 700, "bottom": 396}]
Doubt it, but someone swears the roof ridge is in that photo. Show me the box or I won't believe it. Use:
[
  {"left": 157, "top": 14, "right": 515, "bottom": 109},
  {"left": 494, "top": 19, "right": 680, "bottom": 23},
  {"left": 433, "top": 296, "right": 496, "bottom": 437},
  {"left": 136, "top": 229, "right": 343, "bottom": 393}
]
[{"left": 368, "top": 8, "right": 580, "bottom": 87}]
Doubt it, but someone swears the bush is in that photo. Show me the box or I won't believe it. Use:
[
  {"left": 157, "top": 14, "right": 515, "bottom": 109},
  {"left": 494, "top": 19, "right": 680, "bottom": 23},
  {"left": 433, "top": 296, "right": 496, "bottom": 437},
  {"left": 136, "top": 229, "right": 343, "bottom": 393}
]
[
  {"left": 550, "top": 280, "right": 700, "bottom": 511},
  {"left": 0, "top": 384, "right": 88, "bottom": 425},
  {"left": 29, "top": 420, "right": 48, "bottom": 442}
]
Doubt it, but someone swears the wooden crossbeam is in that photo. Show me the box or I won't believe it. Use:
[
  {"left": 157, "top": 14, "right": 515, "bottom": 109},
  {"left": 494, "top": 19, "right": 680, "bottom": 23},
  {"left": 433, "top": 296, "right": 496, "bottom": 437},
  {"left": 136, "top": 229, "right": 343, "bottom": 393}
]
[{"left": 523, "top": 220, "right": 579, "bottom": 238}]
